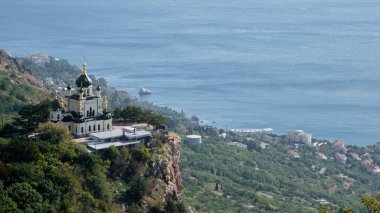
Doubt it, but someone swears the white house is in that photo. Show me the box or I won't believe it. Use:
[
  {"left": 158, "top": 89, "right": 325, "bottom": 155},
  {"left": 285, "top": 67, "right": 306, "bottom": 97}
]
[{"left": 288, "top": 130, "right": 312, "bottom": 145}]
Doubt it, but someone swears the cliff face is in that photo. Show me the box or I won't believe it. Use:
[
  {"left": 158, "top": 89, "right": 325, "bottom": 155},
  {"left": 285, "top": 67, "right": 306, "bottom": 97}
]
[{"left": 146, "top": 133, "right": 182, "bottom": 206}]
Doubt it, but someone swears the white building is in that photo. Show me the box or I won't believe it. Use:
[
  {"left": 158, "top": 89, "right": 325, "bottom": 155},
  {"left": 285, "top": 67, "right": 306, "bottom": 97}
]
[
  {"left": 50, "top": 63, "right": 112, "bottom": 137},
  {"left": 87, "top": 126, "right": 152, "bottom": 152},
  {"left": 288, "top": 130, "right": 312, "bottom": 145},
  {"left": 227, "top": 142, "right": 248, "bottom": 150},
  {"left": 185, "top": 135, "right": 202, "bottom": 145}
]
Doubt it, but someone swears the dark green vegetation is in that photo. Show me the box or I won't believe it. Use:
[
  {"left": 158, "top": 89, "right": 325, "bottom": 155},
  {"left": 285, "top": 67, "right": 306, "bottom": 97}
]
[
  {"left": 361, "top": 194, "right": 380, "bottom": 213},
  {"left": 0, "top": 101, "right": 51, "bottom": 135},
  {"left": 180, "top": 133, "right": 380, "bottom": 212},
  {"left": 0, "top": 121, "right": 185, "bottom": 212},
  {"left": 113, "top": 105, "right": 166, "bottom": 127},
  {"left": 0, "top": 123, "right": 114, "bottom": 212}
]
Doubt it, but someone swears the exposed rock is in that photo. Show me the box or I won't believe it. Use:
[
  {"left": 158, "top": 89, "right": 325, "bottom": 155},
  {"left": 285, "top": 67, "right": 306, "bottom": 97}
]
[{"left": 148, "top": 133, "right": 182, "bottom": 203}]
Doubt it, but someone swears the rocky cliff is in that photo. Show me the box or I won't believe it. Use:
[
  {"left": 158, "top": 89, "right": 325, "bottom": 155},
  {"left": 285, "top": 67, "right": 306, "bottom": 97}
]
[{"left": 144, "top": 133, "right": 183, "bottom": 209}]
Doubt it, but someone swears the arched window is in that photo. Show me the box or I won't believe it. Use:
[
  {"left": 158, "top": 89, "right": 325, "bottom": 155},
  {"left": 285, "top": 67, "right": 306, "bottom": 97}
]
[
  {"left": 51, "top": 114, "right": 53, "bottom": 119},
  {"left": 93, "top": 125, "right": 96, "bottom": 131},
  {"left": 57, "top": 114, "right": 60, "bottom": 119},
  {"left": 81, "top": 127, "right": 84, "bottom": 133},
  {"left": 76, "top": 127, "right": 77, "bottom": 133},
  {"left": 92, "top": 109, "right": 95, "bottom": 116},
  {"left": 98, "top": 124, "right": 100, "bottom": 130},
  {"left": 107, "top": 123, "right": 110, "bottom": 130},
  {"left": 89, "top": 126, "right": 91, "bottom": 132},
  {"left": 90, "top": 107, "right": 92, "bottom": 116},
  {"left": 87, "top": 111, "right": 89, "bottom": 117},
  {"left": 68, "top": 126, "right": 71, "bottom": 131}
]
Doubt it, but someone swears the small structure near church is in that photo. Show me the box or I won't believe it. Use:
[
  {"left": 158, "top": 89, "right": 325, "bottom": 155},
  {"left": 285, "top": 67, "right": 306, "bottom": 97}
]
[
  {"left": 185, "top": 135, "right": 202, "bottom": 145},
  {"left": 86, "top": 126, "right": 152, "bottom": 152}
]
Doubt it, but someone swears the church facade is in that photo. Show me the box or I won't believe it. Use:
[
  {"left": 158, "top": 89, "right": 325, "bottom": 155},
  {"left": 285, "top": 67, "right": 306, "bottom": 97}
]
[{"left": 50, "top": 63, "right": 112, "bottom": 137}]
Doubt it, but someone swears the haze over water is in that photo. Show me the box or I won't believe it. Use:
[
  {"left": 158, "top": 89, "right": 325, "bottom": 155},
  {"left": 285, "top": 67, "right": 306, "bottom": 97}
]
[{"left": 2, "top": 0, "right": 380, "bottom": 145}]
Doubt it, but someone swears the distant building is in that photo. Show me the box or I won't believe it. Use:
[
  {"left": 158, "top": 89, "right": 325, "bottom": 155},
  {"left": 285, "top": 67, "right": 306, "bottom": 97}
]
[
  {"left": 287, "top": 150, "right": 300, "bottom": 158},
  {"left": 361, "top": 160, "right": 371, "bottom": 167},
  {"left": 230, "top": 128, "right": 273, "bottom": 136},
  {"left": 25, "top": 53, "right": 50, "bottom": 64},
  {"left": 361, "top": 160, "right": 380, "bottom": 177},
  {"left": 315, "top": 151, "right": 327, "bottom": 160},
  {"left": 375, "top": 141, "right": 380, "bottom": 148},
  {"left": 334, "top": 140, "right": 345, "bottom": 150},
  {"left": 349, "top": 152, "right": 361, "bottom": 160},
  {"left": 185, "top": 135, "right": 202, "bottom": 145},
  {"left": 228, "top": 142, "right": 247, "bottom": 150},
  {"left": 335, "top": 153, "right": 347, "bottom": 164},
  {"left": 219, "top": 133, "right": 227, "bottom": 138},
  {"left": 288, "top": 130, "right": 312, "bottom": 145}
]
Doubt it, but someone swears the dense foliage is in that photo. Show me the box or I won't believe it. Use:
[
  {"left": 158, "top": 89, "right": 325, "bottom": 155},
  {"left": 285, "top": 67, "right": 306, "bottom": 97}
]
[
  {"left": 0, "top": 124, "right": 114, "bottom": 212},
  {"left": 113, "top": 105, "right": 166, "bottom": 127}
]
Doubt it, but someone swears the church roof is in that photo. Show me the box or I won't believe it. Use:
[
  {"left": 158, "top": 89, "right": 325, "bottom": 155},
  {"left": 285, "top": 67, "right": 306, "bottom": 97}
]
[
  {"left": 76, "top": 63, "right": 92, "bottom": 87},
  {"left": 52, "top": 99, "right": 61, "bottom": 111},
  {"left": 76, "top": 74, "right": 92, "bottom": 87}
]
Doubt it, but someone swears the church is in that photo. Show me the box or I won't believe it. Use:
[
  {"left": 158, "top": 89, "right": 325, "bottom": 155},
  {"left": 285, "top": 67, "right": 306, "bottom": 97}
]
[{"left": 50, "top": 62, "right": 112, "bottom": 137}]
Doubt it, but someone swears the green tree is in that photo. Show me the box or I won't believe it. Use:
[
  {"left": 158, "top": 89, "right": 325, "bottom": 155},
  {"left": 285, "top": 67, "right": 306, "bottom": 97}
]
[
  {"left": 12, "top": 101, "right": 50, "bottom": 132},
  {"left": 3, "top": 137, "right": 40, "bottom": 163},
  {"left": 361, "top": 194, "right": 380, "bottom": 213},
  {"left": 124, "top": 177, "right": 148, "bottom": 204},
  {"left": 123, "top": 105, "right": 143, "bottom": 122},
  {"left": 6, "top": 182, "right": 43, "bottom": 210},
  {"left": 78, "top": 191, "right": 98, "bottom": 213},
  {"left": 130, "top": 146, "right": 150, "bottom": 163},
  {"left": 101, "top": 146, "right": 120, "bottom": 161},
  {"left": 113, "top": 107, "right": 122, "bottom": 121},
  {"left": 0, "top": 194, "right": 20, "bottom": 213},
  {"left": 38, "top": 122, "right": 71, "bottom": 144}
]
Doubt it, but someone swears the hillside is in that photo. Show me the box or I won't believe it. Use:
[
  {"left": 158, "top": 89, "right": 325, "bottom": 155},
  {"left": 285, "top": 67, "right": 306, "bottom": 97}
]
[
  {"left": 0, "top": 50, "right": 48, "bottom": 120},
  {"left": 1, "top": 51, "right": 380, "bottom": 212},
  {"left": 0, "top": 122, "right": 184, "bottom": 212},
  {"left": 180, "top": 133, "right": 380, "bottom": 212},
  {"left": 0, "top": 51, "right": 185, "bottom": 212},
  {"left": 16, "top": 54, "right": 134, "bottom": 110}
]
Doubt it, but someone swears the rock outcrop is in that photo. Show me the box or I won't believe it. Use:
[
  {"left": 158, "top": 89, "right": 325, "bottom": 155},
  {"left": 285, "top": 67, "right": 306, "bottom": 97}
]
[{"left": 147, "top": 133, "right": 182, "bottom": 205}]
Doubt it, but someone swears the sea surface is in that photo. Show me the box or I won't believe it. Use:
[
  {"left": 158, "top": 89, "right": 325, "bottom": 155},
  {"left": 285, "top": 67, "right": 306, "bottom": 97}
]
[{"left": 1, "top": 0, "right": 380, "bottom": 145}]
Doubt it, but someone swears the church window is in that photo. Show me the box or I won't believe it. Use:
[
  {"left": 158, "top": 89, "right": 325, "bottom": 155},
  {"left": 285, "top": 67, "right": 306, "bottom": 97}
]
[
  {"left": 90, "top": 107, "right": 92, "bottom": 116},
  {"left": 68, "top": 126, "right": 71, "bottom": 131},
  {"left": 87, "top": 110, "right": 89, "bottom": 117},
  {"left": 76, "top": 127, "right": 77, "bottom": 133},
  {"left": 92, "top": 109, "right": 95, "bottom": 116},
  {"left": 93, "top": 125, "right": 95, "bottom": 131},
  {"left": 107, "top": 123, "right": 110, "bottom": 130},
  {"left": 98, "top": 124, "right": 100, "bottom": 130},
  {"left": 89, "top": 126, "right": 91, "bottom": 132},
  {"left": 57, "top": 114, "right": 60, "bottom": 120},
  {"left": 81, "top": 127, "right": 84, "bottom": 133}
]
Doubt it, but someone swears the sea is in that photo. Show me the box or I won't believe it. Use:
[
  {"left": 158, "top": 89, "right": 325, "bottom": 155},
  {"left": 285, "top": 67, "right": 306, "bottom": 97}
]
[{"left": 1, "top": 0, "right": 380, "bottom": 146}]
